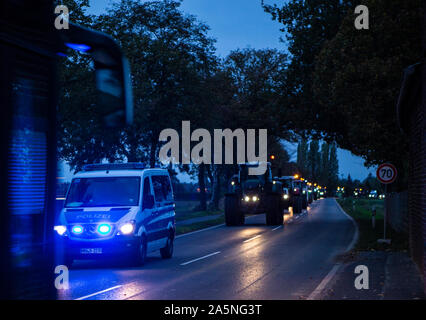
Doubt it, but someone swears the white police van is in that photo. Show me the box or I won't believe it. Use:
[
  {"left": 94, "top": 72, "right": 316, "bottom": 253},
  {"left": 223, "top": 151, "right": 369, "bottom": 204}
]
[{"left": 55, "top": 163, "right": 175, "bottom": 266}]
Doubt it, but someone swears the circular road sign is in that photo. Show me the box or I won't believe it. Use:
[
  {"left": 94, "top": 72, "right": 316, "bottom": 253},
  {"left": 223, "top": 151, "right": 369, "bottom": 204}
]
[{"left": 376, "top": 163, "right": 397, "bottom": 184}]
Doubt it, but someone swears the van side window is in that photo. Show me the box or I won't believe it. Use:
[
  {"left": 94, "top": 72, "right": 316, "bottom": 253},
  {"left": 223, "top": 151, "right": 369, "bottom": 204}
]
[
  {"left": 143, "top": 177, "right": 152, "bottom": 197},
  {"left": 152, "top": 175, "right": 173, "bottom": 203}
]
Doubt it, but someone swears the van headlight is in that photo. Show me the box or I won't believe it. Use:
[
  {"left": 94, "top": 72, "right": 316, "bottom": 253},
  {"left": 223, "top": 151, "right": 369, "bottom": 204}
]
[
  {"left": 119, "top": 222, "right": 135, "bottom": 235},
  {"left": 54, "top": 225, "right": 67, "bottom": 236}
]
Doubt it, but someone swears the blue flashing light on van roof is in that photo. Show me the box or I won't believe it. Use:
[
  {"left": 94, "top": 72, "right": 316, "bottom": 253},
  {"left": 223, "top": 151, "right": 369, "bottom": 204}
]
[{"left": 82, "top": 163, "right": 147, "bottom": 172}]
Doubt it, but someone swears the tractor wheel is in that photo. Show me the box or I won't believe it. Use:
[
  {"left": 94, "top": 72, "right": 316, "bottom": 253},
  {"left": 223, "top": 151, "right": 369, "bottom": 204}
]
[
  {"left": 225, "top": 194, "right": 244, "bottom": 226},
  {"left": 293, "top": 197, "right": 302, "bottom": 214},
  {"left": 266, "top": 194, "right": 282, "bottom": 226}
]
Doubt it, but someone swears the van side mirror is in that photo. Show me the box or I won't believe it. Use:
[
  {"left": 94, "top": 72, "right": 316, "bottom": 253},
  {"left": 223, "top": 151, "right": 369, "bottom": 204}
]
[{"left": 143, "top": 194, "right": 155, "bottom": 210}]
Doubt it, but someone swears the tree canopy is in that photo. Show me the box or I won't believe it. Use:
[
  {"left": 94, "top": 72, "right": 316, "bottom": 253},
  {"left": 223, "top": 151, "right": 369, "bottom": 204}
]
[{"left": 313, "top": 0, "right": 422, "bottom": 168}]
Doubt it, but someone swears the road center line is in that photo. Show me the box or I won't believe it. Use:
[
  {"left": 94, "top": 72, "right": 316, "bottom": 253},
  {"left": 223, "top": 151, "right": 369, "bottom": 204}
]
[
  {"left": 271, "top": 225, "right": 282, "bottom": 231},
  {"left": 243, "top": 234, "right": 262, "bottom": 243},
  {"left": 180, "top": 251, "right": 221, "bottom": 266},
  {"left": 75, "top": 285, "right": 122, "bottom": 300}
]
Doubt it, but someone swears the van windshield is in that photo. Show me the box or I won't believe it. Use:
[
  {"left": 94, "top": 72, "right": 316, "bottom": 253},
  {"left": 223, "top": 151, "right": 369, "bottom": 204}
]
[{"left": 65, "top": 177, "right": 140, "bottom": 208}]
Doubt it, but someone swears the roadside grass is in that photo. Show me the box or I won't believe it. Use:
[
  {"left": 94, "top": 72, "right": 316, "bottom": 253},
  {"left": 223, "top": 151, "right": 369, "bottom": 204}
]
[
  {"left": 176, "top": 216, "right": 225, "bottom": 235},
  {"left": 175, "top": 200, "right": 221, "bottom": 222},
  {"left": 337, "top": 197, "right": 408, "bottom": 252}
]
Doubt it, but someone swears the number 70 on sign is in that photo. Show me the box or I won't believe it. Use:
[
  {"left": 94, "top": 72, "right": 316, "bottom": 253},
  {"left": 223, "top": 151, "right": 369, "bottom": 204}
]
[{"left": 376, "top": 163, "right": 397, "bottom": 184}]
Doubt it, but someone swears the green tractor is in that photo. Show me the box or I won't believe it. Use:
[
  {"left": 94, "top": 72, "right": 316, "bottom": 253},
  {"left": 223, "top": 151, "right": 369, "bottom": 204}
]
[{"left": 224, "top": 163, "right": 284, "bottom": 226}]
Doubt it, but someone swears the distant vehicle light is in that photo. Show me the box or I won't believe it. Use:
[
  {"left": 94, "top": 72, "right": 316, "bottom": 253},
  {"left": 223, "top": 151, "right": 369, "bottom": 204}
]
[
  {"left": 283, "top": 194, "right": 289, "bottom": 200},
  {"left": 231, "top": 181, "right": 235, "bottom": 185},
  {"left": 98, "top": 224, "right": 112, "bottom": 235},
  {"left": 302, "top": 190, "right": 306, "bottom": 194},
  {"left": 252, "top": 196, "right": 258, "bottom": 202},
  {"left": 54, "top": 225, "right": 67, "bottom": 236},
  {"left": 72, "top": 225, "right": 84, "bottom": 235},
  {"left": 120, "top": 223, "right": 134, "bottom": 235},
  {"left": 244, "top": 196, "right": 250, "bottom": 202}
]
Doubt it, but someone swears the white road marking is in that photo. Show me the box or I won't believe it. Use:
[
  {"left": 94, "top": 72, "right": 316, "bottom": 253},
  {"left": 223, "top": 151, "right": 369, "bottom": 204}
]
[
  {"left": 307, "top": 264, "right": 341, "bottom": 300},
  {"left": 75, "top": 285, "right": 122, "bottom": 300},
  {"left": 175, "top": 213, "right": 262, "bottom": 239},
  {"left": 335, "top": 199, "right": 359, "bottom": 252},
  {"left": 180, "top": 251, "right": 221, "bottom": 266},
  {"left": 176, "top": 223, "right": 224, "bottom": 239},
  {"left": 271, "top": 225, "right": 283, "bottom": 231},
  {"left": 243, "top": 234, "right": 262, "bottom": 243}
]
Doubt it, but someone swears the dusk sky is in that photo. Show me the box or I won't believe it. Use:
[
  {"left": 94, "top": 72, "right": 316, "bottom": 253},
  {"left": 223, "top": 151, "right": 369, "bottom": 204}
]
[{"left": 74, "top": 0, "right": 377, "bottom": 181}]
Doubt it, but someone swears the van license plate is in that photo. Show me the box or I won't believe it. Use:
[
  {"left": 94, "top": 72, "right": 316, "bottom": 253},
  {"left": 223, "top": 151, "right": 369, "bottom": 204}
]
[{"left": 80, "top": 248, "right": 102, "bottom": 254}]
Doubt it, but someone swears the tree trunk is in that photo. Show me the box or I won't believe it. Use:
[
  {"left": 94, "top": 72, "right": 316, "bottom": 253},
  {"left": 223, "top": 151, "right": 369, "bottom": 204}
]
[
  {"left": 198, "top": 163, "right": 207, "bottom": 211},
  {"left": 209, "top": 165, "right": 221, "bottom": 210}
]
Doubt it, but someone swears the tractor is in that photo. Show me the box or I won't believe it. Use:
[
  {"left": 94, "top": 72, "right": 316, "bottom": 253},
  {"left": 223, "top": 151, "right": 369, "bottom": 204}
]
[
  {"left": 276, "top": 176, "right": 304, "bottom": 214},
  {"left": 225, "top": 163, "right": 284, "bottom": 226}
]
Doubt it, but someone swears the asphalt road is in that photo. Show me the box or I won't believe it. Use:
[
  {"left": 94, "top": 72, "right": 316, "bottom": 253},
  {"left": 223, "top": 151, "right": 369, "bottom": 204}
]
[{"left": 58, "top": 198, "right": 356, "bottom": 300}]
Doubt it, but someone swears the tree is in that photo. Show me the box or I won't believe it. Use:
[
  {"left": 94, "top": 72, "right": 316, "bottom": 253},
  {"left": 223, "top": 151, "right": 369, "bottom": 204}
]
[
  {"left": 328, "top": 142, "right": 339, "bottom": 191},
  {"left": 222, "top": 48, "right": 290, "bottom": 136},
  {"left": 94, "top": 0, "right": 217, "bottom": 167},
  {"left": 319, "top": 142, "right": 330, "bottom": 185},
  {"left": 262, "top": 0, "right": 355, "bottom": 134},
  {"left": 307, "top": 140, "right": 320, "bottom": 181},
  {"left": 297, "top": 138, "right": 309, "bottom": 177},
  {"left": 313, "top": 0, "right": 422, "bottom": 173},
  {"left": 57, "top": 1, "right": 130, "bottom": 170},
  {"left": 345, "top": 174, "right": 354, "bottom": 197}
]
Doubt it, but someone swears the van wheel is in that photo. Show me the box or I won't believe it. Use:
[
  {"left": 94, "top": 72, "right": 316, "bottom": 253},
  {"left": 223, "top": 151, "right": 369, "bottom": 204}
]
[
  {"left": 134, "top": 236, "right": 147, "bottom": 266},
  {"left": 160, "top": 233, "right": 174, "bottom": 259}
]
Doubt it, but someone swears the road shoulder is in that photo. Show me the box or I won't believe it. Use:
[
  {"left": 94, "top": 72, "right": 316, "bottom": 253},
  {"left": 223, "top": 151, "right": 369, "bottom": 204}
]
[{"left": 322, "top": 251, "right": 425, "bottom": 300}]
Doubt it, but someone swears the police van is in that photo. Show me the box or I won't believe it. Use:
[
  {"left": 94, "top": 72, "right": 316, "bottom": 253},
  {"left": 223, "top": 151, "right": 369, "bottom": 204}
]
[{"left": 55, "top": 163, "right": 175, "bottom": 266}]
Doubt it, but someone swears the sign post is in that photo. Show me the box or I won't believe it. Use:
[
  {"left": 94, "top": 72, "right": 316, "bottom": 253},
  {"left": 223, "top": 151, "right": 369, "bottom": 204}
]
[{"left": 376, "top": 163, "right": 397, "bottom": 244}]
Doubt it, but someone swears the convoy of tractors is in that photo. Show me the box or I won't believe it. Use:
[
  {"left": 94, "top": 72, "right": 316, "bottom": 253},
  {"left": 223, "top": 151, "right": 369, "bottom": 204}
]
[{"left": 224, "top": 163, "right": 326, "bottom": 226}]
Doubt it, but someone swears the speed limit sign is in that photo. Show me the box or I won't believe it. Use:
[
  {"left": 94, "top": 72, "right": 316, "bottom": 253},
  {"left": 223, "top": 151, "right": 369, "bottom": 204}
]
[{"left": 376, "top": 163, "right": 397, "bottom": 184}]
